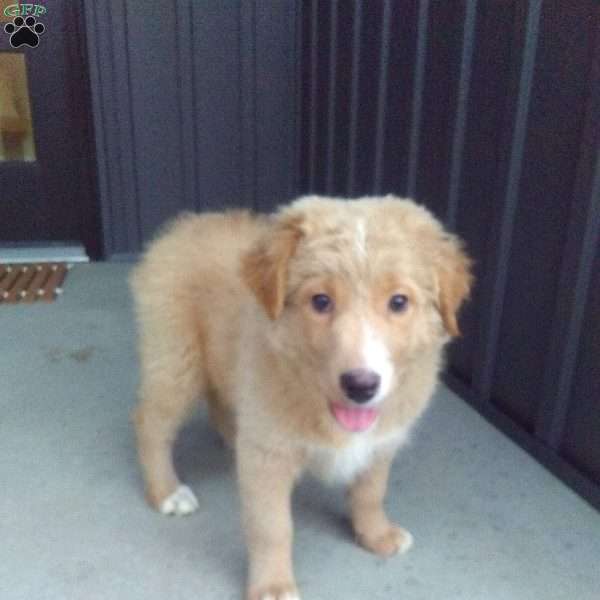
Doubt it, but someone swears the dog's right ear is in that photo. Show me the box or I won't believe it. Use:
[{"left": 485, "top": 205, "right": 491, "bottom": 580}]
[
  {"left": 434, "top": 235, "right": 473, "bottom": 337},
  {"left": 241, "top": 215, "right": 304, "bottom": 320}
]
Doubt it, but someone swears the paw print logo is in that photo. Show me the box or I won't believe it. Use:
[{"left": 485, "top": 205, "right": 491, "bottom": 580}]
[{"left": 4, "top": 16, "right": 45, "bottom": 48}]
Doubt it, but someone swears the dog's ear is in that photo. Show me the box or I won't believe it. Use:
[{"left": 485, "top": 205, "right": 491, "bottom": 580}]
[
  {"left": 435, "top": 236, "right": 473, "bottom": 337},
  {"left": 241, "top": 215, "right": 304, "bottom": 320}
]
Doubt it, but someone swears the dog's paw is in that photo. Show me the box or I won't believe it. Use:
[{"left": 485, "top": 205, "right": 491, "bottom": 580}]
[
  {"left": 159, "top": 485, "right": 199, "bottom": 516},
  {"left": 357, "top": 524, "right": 413, "bottom": 557},
  {"left": 248, "top": 583, "right": 300, "bottom": 600}
]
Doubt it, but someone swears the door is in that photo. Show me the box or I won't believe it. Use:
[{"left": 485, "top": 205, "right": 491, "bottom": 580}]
[{"left": 0, "top": 1, "right": 100, "bottom": 258}]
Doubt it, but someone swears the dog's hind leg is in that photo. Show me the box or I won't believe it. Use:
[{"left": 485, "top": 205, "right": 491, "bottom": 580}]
[{"left": 132, "top": 313, "right": 205, "bottom": 516}]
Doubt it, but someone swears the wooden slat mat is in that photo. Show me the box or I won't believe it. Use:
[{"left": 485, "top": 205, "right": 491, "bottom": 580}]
[{"left": 0, "top": 263, "right": 69, "bottom": 304}]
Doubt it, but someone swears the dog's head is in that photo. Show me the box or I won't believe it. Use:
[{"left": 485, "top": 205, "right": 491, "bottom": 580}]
[{"left": 242, "top": 195, "right": 472, "bottom": 434}]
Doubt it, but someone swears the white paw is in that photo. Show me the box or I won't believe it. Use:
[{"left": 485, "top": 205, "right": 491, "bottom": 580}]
[
  {"left": 357, "top": 524, "right": 414, "bottom": 557},
  {"left": 398, "top": 529, "right": 414, "bottom": 553},
  {"left": 251, "top": 585, "right": 300, "bottom": 600},
  {"left": 260, "top": 593, "right": 300, "bottom": 600},
  {"left": 159, "top": 485, "right": 199, "bottom": 516}
]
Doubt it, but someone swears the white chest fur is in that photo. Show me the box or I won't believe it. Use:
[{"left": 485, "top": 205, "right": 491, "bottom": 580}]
[{"left": 306, "top": 427, "right": 409, "bottom": 485}]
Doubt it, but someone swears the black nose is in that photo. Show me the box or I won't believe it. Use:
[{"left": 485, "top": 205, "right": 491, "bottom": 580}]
[{"left": 340, "top": 369, "right": 381, "bottom": 403}]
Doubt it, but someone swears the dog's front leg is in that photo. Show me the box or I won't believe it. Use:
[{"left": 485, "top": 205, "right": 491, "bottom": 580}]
[
  {"left": 237, "top": 441, "right": 302, "bottom": 600},
  {"left": 348, "top": 451, "right": 414, "bottom": 557}
]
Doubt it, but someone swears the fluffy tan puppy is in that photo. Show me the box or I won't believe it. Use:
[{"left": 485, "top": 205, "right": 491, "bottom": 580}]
[{"left": 130, "top": 195, "right": 472, "bottom": 600}]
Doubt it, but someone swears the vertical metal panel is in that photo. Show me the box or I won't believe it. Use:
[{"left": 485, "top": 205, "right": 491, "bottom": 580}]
[
  {"left": 106, "top": 0, "right": 141, "bottom": 256},
  {"left": 346, "top": 0, "right": 362, "bottom": 196},
  {"left": 83, "top": 0, "right": 114, "bottom": 255},
  {"left": 330, "top": 0, "right": 357, "bottom": 196},
  {"left": 490, "top": 0, "right": 593, "bottom": 430},
  {"left": 562, "top": 239, "right": 600, "bottom": 484},
  {"left": 240, "top": 0, "right": 257, "bottom": 210},
  {"left": 543, "top": 153, "right": 600, "bottom": 447},
  {"left": 308, "top": 0, "right": 319, "bottom": 193},
  {"left": 537, "top": 20, "right": 600, "bottom": 447},
  {"left": 254, "top": 0, "right": 298, "bottom": 210},
  {"left": 326, "top": 0, "right": 339, "bottom": 195},
  {"left": 86, "top": 0, "right": 297, "bottom": 255},
  {"left": 191, "top": 2, "right": 243, "bottom": 212},
  {"left": 406, "top": 0, "right": 428, "bottom": 198},
  {"left": 353, "top": 2, "right": 384, "bottom": 196},
  {"left": 294, "top": 1, "right": 303, "bottom": 196},
  {"left": 473, "top": 0, "right": 542, "bottom": 403},
  {"left": 446, "top": 2, "right": 515, "bottom": 384},
  {"left": 446, "top": 0, "right": 477, "bottom": 229},
  {"left": 127, "top": 0, "right": 183, "bottom": 241},
  {"left": 298, "top": 1, "right": 313, "bottom": 194},
  {"left": 415, "top": 1, "right": 464, "bottom": 218},
  {"left": 373, "top": 0, "right": 392, "bottom": 194},
  {"left": 175, "top": 0, "right": 197, "bottom": 212},
  {"left": 380, "top": 0, "right": 419, "bottom": 198}
]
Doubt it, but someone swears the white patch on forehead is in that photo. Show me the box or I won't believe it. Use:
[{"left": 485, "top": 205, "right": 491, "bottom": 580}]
[
  {"left": 354, "top": 218, "right": 367, "bottom": 260},
  {"left": 361, "top": 321, "right": 394, "bottom": 404}
]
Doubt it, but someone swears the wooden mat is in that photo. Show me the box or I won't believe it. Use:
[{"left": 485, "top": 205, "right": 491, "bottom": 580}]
[{"left": 0, "top": 263, "right": 68, "bottom": 304}]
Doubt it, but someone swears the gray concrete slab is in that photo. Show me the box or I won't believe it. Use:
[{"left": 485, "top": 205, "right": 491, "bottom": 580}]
[{"left": 1, "top": 263, "right": 599, "bottom": 600}]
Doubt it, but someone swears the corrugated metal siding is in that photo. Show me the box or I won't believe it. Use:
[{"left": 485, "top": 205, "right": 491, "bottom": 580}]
[
  {"left": 84, "top": 0, "right": 298, "bottom": 259},
  {"left": 299, "top": 0, "right": 600, "bottom": 510}
]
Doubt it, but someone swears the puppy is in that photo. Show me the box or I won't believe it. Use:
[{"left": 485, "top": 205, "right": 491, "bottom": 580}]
[{"left": 130, "top": 195, "right": 472, "bottom": 600}]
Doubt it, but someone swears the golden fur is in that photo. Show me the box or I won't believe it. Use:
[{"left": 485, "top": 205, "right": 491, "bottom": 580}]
[{"left": 130, "top": 195, "right": 472, "bottom": 600}]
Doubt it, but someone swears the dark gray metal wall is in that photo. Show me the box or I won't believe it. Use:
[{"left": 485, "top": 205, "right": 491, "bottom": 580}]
[
  {"left": 83, "top": 0, "right": 299, "bottom": 259},
  {"left": 299, "top": 0, "right": 600, "bottom": 511}
]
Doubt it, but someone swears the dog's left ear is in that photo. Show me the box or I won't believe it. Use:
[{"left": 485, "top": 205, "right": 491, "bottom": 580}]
[
  {"left": 241, "top": 215, "right": 304, "bottom": 320},
  {"left": 435, "top": 236, "right": 473, "bottom": 337}
]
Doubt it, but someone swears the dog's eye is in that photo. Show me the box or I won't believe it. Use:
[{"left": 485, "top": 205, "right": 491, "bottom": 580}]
[
  {"left": 311, "top": 293, "right": 333, "bottom": 313},
  {"left": 388, "top": 294, "right": 409, "bottom": 313}
]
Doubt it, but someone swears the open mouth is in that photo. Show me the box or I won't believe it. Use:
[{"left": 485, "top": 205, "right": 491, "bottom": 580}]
[{"left": 330, "top": 402, "right": 379, "bottom": 433}]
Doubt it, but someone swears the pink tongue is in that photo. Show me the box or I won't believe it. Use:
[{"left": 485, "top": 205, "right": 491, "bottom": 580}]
[{"left": 331, "top": 403, "right": 378, "bottom": 432}]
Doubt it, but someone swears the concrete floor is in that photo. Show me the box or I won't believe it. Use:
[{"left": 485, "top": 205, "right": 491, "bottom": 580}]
[{"left": 2, "top": 263, "right": 599, "bottom": 600}]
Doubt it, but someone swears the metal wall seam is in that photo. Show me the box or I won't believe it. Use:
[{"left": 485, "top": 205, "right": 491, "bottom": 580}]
[
  {"left": 346, "top": 0, "right": 363, "bottom": 196},
  {"left": 325, "top": 0, "right": 339, "bottom": 195},
  {"left": 373, "top": 0, "right": 393, "bottom": 194},
  {"left": 406, "top": 0, "right": 429, "bottom": 199},
  {"left": 536, "top": 19, "right": 600, "bottom": 449},
  {"left": 446, "top": 0, "right": 477, "bottom": 229},
  {"left": 474, "top": 0, "right": 542, "bottom": 402},
  {"left": 308, "top": 0, "right": 319, "bottom": 193}
]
